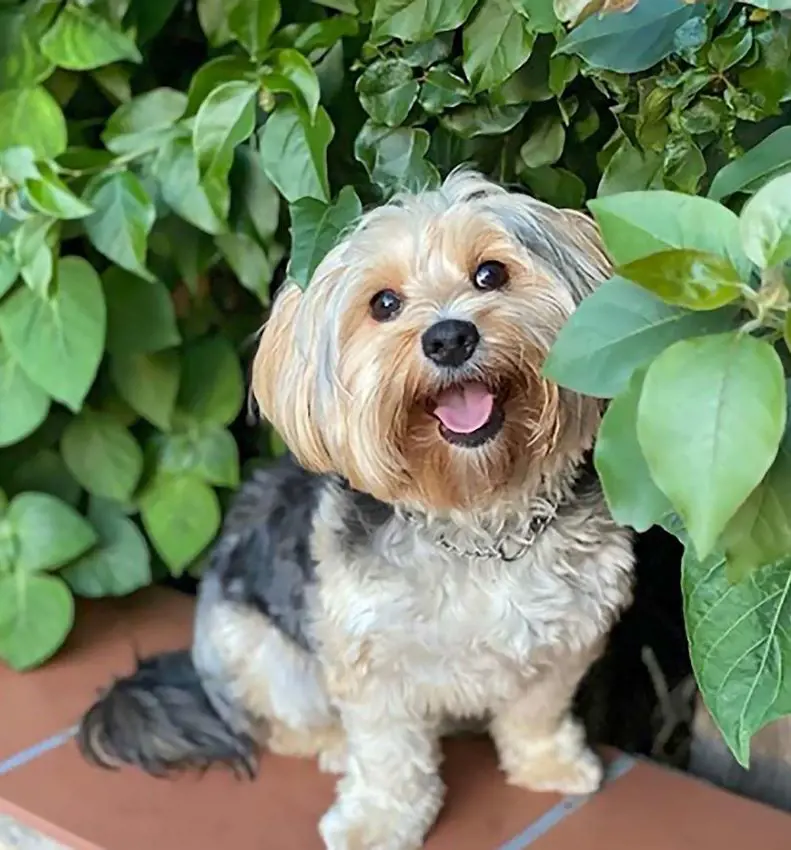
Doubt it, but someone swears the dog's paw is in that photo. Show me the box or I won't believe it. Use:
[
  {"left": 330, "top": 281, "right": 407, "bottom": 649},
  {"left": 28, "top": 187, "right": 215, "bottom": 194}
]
[
  {"left": 508, "top": 746, "right": 603, "bottom": 796},
  {"left": 319, "top": 803, "right": 423, "bottom": 850}
]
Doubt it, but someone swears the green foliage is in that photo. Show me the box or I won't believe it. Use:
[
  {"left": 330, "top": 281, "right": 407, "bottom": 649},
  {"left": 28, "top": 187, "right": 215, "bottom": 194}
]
[{"left": 1, "top": 0, "right": 791, "bottom": 774}]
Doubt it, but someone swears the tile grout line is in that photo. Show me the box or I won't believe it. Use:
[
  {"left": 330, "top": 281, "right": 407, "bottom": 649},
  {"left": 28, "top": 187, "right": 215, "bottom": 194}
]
[
  {"left": 496, "top": 753, "right": 637, "bottom": 850},
  {"left": 0, "top": 727, "right": 78, "bottom": 776}
]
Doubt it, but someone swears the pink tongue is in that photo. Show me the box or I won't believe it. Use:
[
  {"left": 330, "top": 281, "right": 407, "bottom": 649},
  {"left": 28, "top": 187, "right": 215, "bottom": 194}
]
[{"left": 433, "top": 383, "right": 494, "bottom": 434}]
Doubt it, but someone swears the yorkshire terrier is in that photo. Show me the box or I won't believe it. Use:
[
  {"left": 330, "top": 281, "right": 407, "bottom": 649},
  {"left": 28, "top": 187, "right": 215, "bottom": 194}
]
[{"left": 79, "top": 170, "right": 634, "bottom": 850}]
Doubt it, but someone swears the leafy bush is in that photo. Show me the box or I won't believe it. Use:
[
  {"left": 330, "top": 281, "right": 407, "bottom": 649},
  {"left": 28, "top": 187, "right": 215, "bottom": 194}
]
[{"left": 0, "top": 0, "right": 790, "bottom": 767}]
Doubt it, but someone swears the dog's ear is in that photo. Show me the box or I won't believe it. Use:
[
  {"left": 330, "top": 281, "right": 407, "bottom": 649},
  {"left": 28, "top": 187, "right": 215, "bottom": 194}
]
[
  {"left": 499, "top": 193, "right": 612, "bottom": 305},
  {"left": 252, "top": 282, "right": 335, "bottom": 474}
]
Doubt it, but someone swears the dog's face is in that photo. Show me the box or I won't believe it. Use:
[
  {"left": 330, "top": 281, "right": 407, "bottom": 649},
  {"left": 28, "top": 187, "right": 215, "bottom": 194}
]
[{"left": 253, "top": 171, "right": 609, "bottom": 511}]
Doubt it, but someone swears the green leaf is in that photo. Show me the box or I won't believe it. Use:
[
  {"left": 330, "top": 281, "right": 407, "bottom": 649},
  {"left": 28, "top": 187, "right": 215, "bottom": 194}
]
[
  {"left": 40, "top": 3, "right": 142, "bottom": 70},
  {"left": 520, "top": 165, "right": 585, "bottom": 209},
  {"left": 153, "top": 133, "right": 227, "bottom": 234},
  {"left": 683, "top": 549, "right": 791, "bottom": 767},
  {"left": 193, "top": 80, "right": 258, "bottom": 200},
  {"left": 92, "top": 63, "right": 132, "bottom": 104},
  {"left": 197, "top": 0, "right": 234, "bottom": 46},
  {"left": 0, "top": 256, "right": 106, "bottom": 412},
  {"left": 102, "top": 267, "right": 180, "bottom": 357},
  {"left": 288, "top": 186, "right": 362, "bottom": 289},
  {"left": 156, "top": 425, "right": 240, "bottom": 488},
  {"left": 185, "top": 55, "right": 257, "bottom": 116},
  {"left": 439, "top": 102, "right": 528, "bottom": 138},
  {"left": 355, "top": 122, "right": 440, "bottom": 197},
  {"left": 0, "top": 242, "right": 19, "bottom": 299},
  {"left": 356, "top": 58, "right": 419, "bottom": 127},
  {"left": 594, "top": 368, "right": 672, "bottom": 533},
  {"left": 140, "top": 475, "right": 220, "bottom": 575},
  {"left": 228, "top": 0, "right": 281, "bottom": 58},
  {"left": 259, "top": 104, "right": 334, "bottom": 202},
  {"left": 236, "top": 145, "right": 281, "bottom": 243},
  {"left": 0, "top": 7, "right": 55, "bottom": 89},
  {"left": 588, "top": 190, "right": 750, "bottom": 277},
  {"left": 520, "top": 114, "right": 565, "bottom": 169},
  {"left": 722, "top": 396, "right": 791, "bottom": 580},
  {"left": 709, "top": 127, "right": 791, "bottom": 203},
  {"left": 739, "top": 172, "right": 791, "bottom": 270},
  {"left": 265, "top": 48, "right": 321, "bottom": 121},
  {"left": 7, "top": 492, "right": 97, "bottom": 573},
  {"left": 61, "top": 498, "right": 151, "bottom": 598},
  {"left": 371, "top": 0, "right": 478, "bottom": 42},
  {"left": 617, "top": 249, "right": 744, "bottom": 312},
  {"left": 418, "top": 66, "right": 470, "bottom": 114},
  {"left": 103, "top": 87, "right": 187, "bottom": 156},
  {"left": 0, "top": 574, "right": 74, "bottom": 670},
  {"left": 597, "top": 139, "right": 662, "bottom": 197},
  {"left": 83, "top": 171, "right": 156, "bottom": 282},
  {"left": 463, "top": 0, "right": 536, "bottom": 93},
  {"left": 556, "top": 0, "right": 704, "bottom": 73},
  {"left": 25, "top": 162, "right": 93, "bottom": 220},
  {"left": 0, "top": 87, "right": 67, "bottom": 159},
  {"left": 544, "top": 276, "right": 738, "bottom": 398},
  {"left": 637, "top": 333, "right": 786, "bottom": 559},
  {"left": 178, "top": 335, "right": 244, "bottom": 427},
  {"left": 215, "top": 232, "right": 274, "bottom": 304},
  {"left": 61, "top": 411, "right": 144, "bottom": 502},
  {"left": 111, "top": 350, "right": 181, "bottom": 432},
  {"left": 0, "top": 339, "right": 50, "bottom": 448}
]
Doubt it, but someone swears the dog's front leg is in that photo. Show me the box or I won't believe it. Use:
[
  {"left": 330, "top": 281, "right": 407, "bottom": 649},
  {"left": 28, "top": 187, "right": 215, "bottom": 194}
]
[
  {"left": 319, "top": 702, "right": 443, "bottom": 850},
  {"left": 490, "top": 647, "right": 604, "bottom": 796}
]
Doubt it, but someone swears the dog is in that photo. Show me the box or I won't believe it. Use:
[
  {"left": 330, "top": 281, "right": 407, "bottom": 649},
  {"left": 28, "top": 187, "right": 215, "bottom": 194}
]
[{"left": 78, "top": 170, "right": 634, "bottom": 850}]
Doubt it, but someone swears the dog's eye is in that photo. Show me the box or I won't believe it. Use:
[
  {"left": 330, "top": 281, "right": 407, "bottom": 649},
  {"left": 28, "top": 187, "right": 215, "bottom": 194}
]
[
  {"left": 369, "top": 289, "right": 402, "bottom": 322},
  {"left": 473, "top": 261, "right": 508, "bottom": 291}
]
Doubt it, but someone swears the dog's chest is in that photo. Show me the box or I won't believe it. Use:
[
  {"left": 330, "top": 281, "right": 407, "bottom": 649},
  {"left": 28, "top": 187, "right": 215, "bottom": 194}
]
[{"left": 320, "top": 531, "right": 627, "bottom": 712}]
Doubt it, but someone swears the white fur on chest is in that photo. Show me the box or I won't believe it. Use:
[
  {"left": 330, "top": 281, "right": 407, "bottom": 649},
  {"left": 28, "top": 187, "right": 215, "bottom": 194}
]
[{"left": 315, "top": 502, "right": 634, "bottom": 717}]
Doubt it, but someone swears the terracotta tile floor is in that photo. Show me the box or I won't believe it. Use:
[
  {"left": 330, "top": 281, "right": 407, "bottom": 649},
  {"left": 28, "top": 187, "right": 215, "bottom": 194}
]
[{"left": 1, "top": 588, "right": 789, "bottom": 849}]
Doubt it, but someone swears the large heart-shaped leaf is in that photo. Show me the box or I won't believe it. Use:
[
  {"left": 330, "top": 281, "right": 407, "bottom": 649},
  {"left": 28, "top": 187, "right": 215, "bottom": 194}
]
[
  {"left": 177, "top": 335, "right": 244, "bottom": 427},
  {"left": 637, "top": 333, "right": 786, "bottom": 559},
  {"left": 61, "top": 498, "right": 151, "bottom": 598},
  {"left": 140, "top": 474, "right": 220, "bottom": 575},
  {"left": 83, "top": 170, "right": 157, "bottom": 281},
  {"left": 6, "top": 492, "right": 97, "bottom": 573},
  {"left": 0, "top": 256, "right": 106, "bottom": 412},
  {"left": 61, "top": 411, "right": 144, "bottom": 502},
  {"left": 111, "top": 350, "right": 181, "bottom": 432},
  {"left": 0, "top": 574, "right": 74, "bottom": 670}
]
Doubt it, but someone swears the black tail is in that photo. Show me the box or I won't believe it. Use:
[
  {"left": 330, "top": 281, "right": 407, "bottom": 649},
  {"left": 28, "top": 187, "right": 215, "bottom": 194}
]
[{"left": 77, "top": 650, "right": 259, "bottom": 777}]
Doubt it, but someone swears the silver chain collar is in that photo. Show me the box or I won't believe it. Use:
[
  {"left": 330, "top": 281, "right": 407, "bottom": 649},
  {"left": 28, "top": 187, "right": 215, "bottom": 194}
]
[{"left": 434, "top": 507, "right": 558, "bottom": 562}]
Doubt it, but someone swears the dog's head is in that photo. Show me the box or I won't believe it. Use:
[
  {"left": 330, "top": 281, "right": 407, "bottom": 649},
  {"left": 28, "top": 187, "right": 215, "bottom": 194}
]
[{"left": 253, "top": 170, "right": 609, "bottom": 512}]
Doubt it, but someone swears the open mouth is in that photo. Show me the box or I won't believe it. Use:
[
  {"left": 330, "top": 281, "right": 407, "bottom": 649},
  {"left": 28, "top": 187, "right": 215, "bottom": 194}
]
[{"left": 428, "top": 382, "right": 506, "bottom": 448}]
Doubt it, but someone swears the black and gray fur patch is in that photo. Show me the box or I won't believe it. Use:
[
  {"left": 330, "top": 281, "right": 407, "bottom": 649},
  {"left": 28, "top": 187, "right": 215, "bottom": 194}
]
[
  {"left": 334, "top": 476, "right": 394, "bottom": 556},
  {"left": 212, "top": 456, "right": 324, "bottom": 652}
]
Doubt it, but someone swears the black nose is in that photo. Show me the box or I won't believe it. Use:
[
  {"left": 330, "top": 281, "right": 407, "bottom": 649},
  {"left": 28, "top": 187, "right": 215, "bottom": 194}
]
[{"left": 421, "top": 319, "right": 480, "bottom": 367}]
